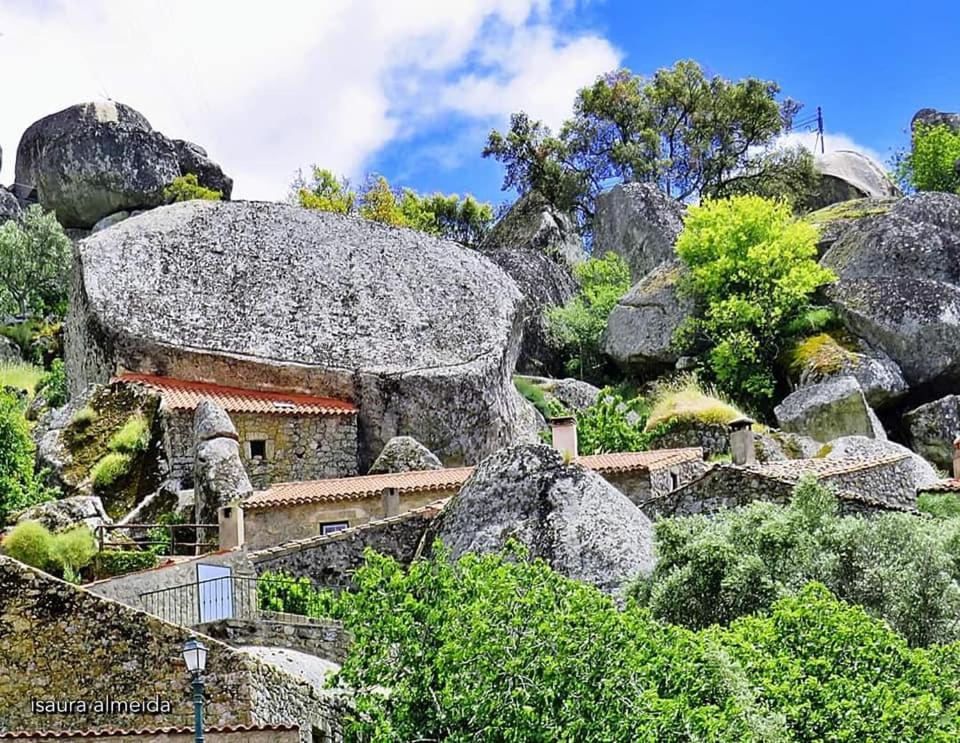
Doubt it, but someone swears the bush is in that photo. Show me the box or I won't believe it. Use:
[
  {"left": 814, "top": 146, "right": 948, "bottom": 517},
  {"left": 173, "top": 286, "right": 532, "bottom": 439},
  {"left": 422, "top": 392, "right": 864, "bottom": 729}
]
[
  {"left": 257, "top": 570, "right": 339, "bottom": 617},
  {"left": 644, "top": 375, "right": 743, "bottom": 431},
  {"left": 513, "top": 377, "right": 567, "bottom": 420},
  {"left": 0, "top": 393, "right": 53, "bottom": 524},
  {"left": 547, "top": 252, "right": 630, "bottom": 381},
  {"left": 36, "top": 358, "right": 67, "bottom": 407},
  {"left": 70, "top": 406, "right": 97, "bottom": 428},
  {"left": 0, "top": 205, "right": 71, "bottom": 318},
  {"left": 90, "top": 452, "right": 132, "bottom": 490},
  {"left": 0, "top": 361, "right": 45, "bottom": 397},
  {"left": 896, "top": 123, "right": 960, "bottom": 194},
  {"left": 163, "top": 173, "right": 222, "bottom": 202},
  {"left": 576, "top": 389, "right": 652, "bottom": 455},
  {"left": 311, "top": 546, "right": 960, "bottom": 741},
  {"left": 634, "top": 475, "right": 960, "bottom": 647},
  {"left": 919, "top": 492, "right": 960, "bottom": 519},
  {"left": 91, "top": 549, "right": 158, "bottom": 578},
  {"left": 674, "top": 195, "right": 835, "bottom": 411},
  {"left": 107, "top": 413, "right": 149, "bottom": 454},
  {"left": 1, "top": 520, "right": 54, "bottom": 569},
  {"left": 49, "top": 525, "right": 97, "bottom": 582}
]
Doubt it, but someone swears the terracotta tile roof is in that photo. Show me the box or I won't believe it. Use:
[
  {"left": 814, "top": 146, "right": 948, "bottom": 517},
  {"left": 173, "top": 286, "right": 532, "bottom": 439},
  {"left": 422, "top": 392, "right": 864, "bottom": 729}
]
[
  {"left": 0, "top": 723, "right": 298, "bottom": 739},
  {"left": 244, "top": 448, "right": 704, "bottom": 510},
  {"left": 115, "top": 373, "right": 356, "bottom": 416},
  {"left": 920, "top": 478, "right": 960, "bottom": 493},
  {"left": 743, "top": 453, "right": 910, "bottom": 480}
]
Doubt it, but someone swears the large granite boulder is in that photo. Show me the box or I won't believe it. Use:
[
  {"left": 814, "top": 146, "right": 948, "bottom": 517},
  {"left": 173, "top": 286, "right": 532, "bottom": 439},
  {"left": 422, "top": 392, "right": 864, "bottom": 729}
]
[
  {"left": 482, "top": 247, "right": 577, "bottom": 376},
  {"left": 435, "top": 444, "right": 656, "bottom": 593},
  {"left": 368, "top": 435, "right": 442, "bottom": 475},
  {"left": 14, "top": 495, "right": 112, "bottom": 534},
  {"left": 193, "top": 400, "right": 252, "bottom": 526},
  {"left": 549, "top": 378, "right": 601, "bottom": 413},
  {"left": 479, "top": 190, "right": 583, "bottom": 268},
  {"left": 66, "top": 201, "right": 530, "bottom": 469},
  {"left": 912, "top": 108, "right": 960, "bottom": 134},
  {"left": 171, "top": 140, "right": 233, "bottom": 199},
  {"left": 603, "top": 261, "right": 692, "bottom": 372},
  {"left": 774, "top": 376, "right": 885, "bottom": 442},
  {"left": 0, "top": 186, "right": 21, "bottom": 225},
  {"left": 594, "top": 182, "right": 685, "bottom": 282},
  {"left": 809, "top": 150, "right": 899, "bottom": 209},
  {"left": 824, "top": 435, "right": 939, "bottom": 491},
  {"left": 904, "top": 395, "right": 960, "bottom": 470},
  {"left": 15, "top": 101, "right": 230, "bottom": 228}
]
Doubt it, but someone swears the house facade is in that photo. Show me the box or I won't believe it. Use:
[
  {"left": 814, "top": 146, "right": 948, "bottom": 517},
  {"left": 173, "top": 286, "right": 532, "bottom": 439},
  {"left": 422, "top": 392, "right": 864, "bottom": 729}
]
[{"left": 117, "top": 374, "right": 358, "bottom": 489}]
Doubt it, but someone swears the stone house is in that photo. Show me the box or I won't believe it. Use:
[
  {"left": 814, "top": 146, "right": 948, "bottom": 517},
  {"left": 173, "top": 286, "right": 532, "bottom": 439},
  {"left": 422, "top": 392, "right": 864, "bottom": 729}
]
[
  {"left": 117, "top": 374, "right": 358, "bottom": 489},
  {"left": 644, "top": 452, "right": 920, "bottom": 519},
  {"left": 241, "top": 448, "right": 706, "bottom": 550},
  {"left": 0, "top": 557, "right": 343, "bottom": 742}
]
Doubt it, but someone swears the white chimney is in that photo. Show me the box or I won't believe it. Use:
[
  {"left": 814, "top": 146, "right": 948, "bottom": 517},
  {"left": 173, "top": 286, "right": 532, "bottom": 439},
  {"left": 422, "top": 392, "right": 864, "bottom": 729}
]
[
  {"left": 382, "top": 487, "right": 400, "bottom": 518},
  {"left": 953, "top": 436, "right": 960, "bottom": 480},
  {"left": 550, "top": 416, "right": 578, "bottom": 460},
  {"left": 218, "top": 504, "right": 244, "bottom": 550},
  {"left": 729, "top": 415, "right": 756, "bottom": 466}
]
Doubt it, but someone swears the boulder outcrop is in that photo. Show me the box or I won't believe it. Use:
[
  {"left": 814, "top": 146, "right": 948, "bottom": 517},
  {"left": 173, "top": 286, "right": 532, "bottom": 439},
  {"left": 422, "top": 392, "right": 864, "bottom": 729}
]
[
  {"left": 603, "top": 261, "right": 691, "bottom": 372},
  {"left": 368, "top": 436, "right": 442, "bottom": 475},
  {"left": 435, "top": 444, "right": 656, "bottom": 593},
  {"left": 193, "top": 400, "right": 252, "bottom": 526},
  {"left": 809, "top": 150, "right": 900, "bottom": 209},
  {"left": 14, "top": 494, "right": 112, "bottom": 534},
  {"left": 912, "top": 108, "right": 960, "bottom": 134},
  {"left": 65, "top": 200, "right": 530, "bottom": 468},
  {"left": 15, "top": 101, "right": 230, "bottom": 228},
  {"left": 593, "top": 182, "right": 685, "bottom": 282},
  {"left": 0, "top": 185, "right": 21, "bottom": 224},
  {"left": 903, "top": 395, "right": 960, "bottom": 470},
  {"left": 479, "top": 190, "right": 583, "bottom": 269},
  {"left": 774, "top": 376, "right": 885, "bottom": 442}
]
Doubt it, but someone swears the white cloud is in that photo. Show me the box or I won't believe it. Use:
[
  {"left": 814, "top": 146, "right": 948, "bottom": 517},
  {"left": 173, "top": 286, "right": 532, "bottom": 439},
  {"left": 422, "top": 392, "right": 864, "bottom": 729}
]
[{"left": 0, "top": 0, "right": 620, "bottom": 199}]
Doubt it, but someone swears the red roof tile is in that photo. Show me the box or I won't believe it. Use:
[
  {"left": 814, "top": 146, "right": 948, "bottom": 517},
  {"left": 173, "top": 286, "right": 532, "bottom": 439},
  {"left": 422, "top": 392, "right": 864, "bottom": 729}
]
[
  {"left": 115, "top": 373, "right": 355, "bottom": 416},
  {"left": 243, "top": 448, "right": 704, "bottom": 510},
  {"left": 920, "top": 478, "right": 960, "bottom": 493}
]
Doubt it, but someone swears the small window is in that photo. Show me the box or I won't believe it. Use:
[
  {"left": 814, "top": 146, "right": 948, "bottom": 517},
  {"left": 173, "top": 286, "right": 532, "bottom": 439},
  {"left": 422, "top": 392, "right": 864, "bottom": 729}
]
[
  {"left": 320, "top": 521, "right": 349, "bottom": 535},
  {"left": 670, "top": 471, "right": 680, "bottom": 490},
  {"left": 249, "top": 438, "right": 267, "bottom": 459}
]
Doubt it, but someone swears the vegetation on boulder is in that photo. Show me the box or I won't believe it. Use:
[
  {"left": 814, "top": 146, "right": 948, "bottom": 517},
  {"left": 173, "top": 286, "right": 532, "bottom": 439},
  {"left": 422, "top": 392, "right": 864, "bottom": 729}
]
[
  {"left": 895, "top": 123, "right": 960, "bottom": 194},
  {"left": 163, "top": 173, "right": 223, "bottom": 202},
  {"left": 0, "top": 392, "right": 54, "bottom": 525}
]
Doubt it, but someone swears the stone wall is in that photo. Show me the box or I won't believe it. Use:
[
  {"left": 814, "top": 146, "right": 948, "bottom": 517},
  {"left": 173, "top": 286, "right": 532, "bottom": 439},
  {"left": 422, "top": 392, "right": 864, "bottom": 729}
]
[
  {"left": 163, "top": 410, "right": 358, "bottom": 489},
  {"left": 0, "top": 557, "right": 342, "bottom": 741},
  {"left": 819, "top": 457, "right": 918, "bottom": 509},
  {"left": 601, "top": 458, "right": 707, "bottom": 507},
  {"left": 646, "top": 422, "right": 730, "bottom": 458},
  {"left": 250, "top": 502, "right": 444, "bottom": 587},
  {"left": 196, "top": 614, "right": 351, "bottom": 664},
  {"left": 0, "top": 725, "right": 300, "bottom": 742},
  {"left": 243, "top": 488, "right": 457, "bottom": 551}
]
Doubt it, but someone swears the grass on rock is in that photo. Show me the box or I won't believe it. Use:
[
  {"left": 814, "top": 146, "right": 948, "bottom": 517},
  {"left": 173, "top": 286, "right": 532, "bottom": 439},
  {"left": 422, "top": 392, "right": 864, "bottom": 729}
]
[
  {"left": 0, "top": 361, "right": 45, "bottom": 397},
  {"left": 644, "top": 376, "right": 743, "bottom": 432}
]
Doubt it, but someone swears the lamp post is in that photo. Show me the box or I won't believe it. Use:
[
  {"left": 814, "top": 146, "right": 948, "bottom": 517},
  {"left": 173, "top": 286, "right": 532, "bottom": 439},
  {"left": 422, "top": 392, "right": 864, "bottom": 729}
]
[{"left": 182, "top": 637, "right": 208, "bottom": 743}]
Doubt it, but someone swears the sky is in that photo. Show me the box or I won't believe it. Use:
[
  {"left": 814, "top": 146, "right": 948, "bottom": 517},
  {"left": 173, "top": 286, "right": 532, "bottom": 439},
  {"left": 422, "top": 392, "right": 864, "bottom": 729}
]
[{"left": 1, "top": 0, "right": 959, "bottom": 206}]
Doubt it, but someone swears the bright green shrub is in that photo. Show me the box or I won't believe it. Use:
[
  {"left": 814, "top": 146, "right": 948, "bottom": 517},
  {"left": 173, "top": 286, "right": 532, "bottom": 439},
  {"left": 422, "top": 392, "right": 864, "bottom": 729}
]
[
  {"left": 107, "top": 413, "right": 149, "bottom": 454},
  {"left": 674, "top": 195, "right": 835, "bottom": 410},
  {"left": 897, "top": 123, "right": 960, "bottom": 194},
  {"left": 0, "top": 393, "right": 53, "bottom": 524},
  {"left": 36, "top": 358, "right": 67, "bottom": 407},
  {"left": 90, "top": 452, "right": 133, "bottom": 490},
  {"left": 644, "top": 375, "right": 743, "bottom": 431},
  {"left": 164, "top": 173, "right": 222, "bottom": 202},
  {"left": 919, "top": 492, "right": 960, "bottom": 519},
  {"left": 576, "top": 389, "right": 652, "bottom": 455},
  {"left": 634, "top": 475, "right": 960, "bottom": 646},
  {"left": 49, "top": 525, "right": 97, "bottom": 582},
  {"left": 513, "top": 377, "right": 567, "bottom": 420},
  {"left": 547, "top": 252, "right": 630, "bottom": 381},
  {"left": 257, "top": 570, "right": 339, "bottom": 617},
  {"left": 91, "top": 549, "right": 158, "bottom": 578},
  {"left": 0, "top": 361, "right": 45, "bottom": 397},
  {"left": 1, "top": 520, "right": 54, "bottom": 569}
]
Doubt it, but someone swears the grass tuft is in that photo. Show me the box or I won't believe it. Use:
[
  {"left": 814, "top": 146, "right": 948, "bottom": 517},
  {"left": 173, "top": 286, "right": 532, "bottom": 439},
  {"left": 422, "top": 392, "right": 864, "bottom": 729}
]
[
  {"left": 70, "top": 406, "right": 97, "bottom": 428},
  {"left": 0, "top": 361, "right": 45, "bottom": 397},
  {"left": 91, "top": 452, "right": 133, "bottom": 490},
  {"left": 107, "top": 413, "right": 149, "bottom": 454},
  {"left": 644, "top": 376, "right": 743, "bottom": 432}
]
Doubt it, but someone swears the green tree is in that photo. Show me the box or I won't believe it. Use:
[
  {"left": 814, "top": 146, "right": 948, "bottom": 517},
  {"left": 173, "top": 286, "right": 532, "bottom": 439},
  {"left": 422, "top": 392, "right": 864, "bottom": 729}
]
[
  {"left": 294, "top": 167, "right": 356, "bottom": 214},
  {"left": 163, "top": 173, "right": 222, "bottom": 202},
  {"left": 484, "top": 61, "right": 814, "bottom": 223},
  {"left": 895, "top": 123, "right": 960, "bottom": 194},
  {"left": 0, "top": 392, "right": 54, "bottom": 524},
  {"left": 0, "top": 205, "right": 71, "bottom": 318},
  {"left": 547, "top": 252, "right": 631, "bottom": 381},
  {"left": 635, "top": 475, "right": 960, "bottom": 647},
  {"left": 673, "top": 195, "right": 835, "bottom": 409},
  {"left": 359, "top": 176, "right": 406, "bottom": 226}
]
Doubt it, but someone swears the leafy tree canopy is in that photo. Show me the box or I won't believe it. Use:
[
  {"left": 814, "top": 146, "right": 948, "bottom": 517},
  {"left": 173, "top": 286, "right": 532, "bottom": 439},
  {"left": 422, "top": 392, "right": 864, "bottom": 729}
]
[
  {"left": 894, "top": 123, "right": 960, "bottom": 195},
  {"left": 0, "top": 392, "right": 55, "bottom": 525},
  {"left": 0, "top": 205, "right": 71, "bottom": 318},
  {"left": 163, "top": 173, "right": 222, "bottom": 202},
  {"left": 483, "top": 60, "right": 816, "bottom": 223},
  {"left": 673, "top": 195, "right": 835, "bottom": 410},
  {"left": 292, "top": 167, "right": 494, "bottom": 247}
]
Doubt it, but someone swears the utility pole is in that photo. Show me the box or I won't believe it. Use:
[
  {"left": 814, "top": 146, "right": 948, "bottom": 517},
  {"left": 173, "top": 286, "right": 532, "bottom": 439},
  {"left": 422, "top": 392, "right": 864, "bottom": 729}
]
[{"left": 817, "top": 107, "right": 825, "bottom": 154}]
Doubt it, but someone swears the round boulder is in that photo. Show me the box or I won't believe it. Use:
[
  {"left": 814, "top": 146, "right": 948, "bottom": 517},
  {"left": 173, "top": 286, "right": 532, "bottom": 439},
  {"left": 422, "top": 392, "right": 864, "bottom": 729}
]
[
  {"left": 479, "top": 190, "right": 583, "bottom": 269},
  {"left": 0, "top": 186, "right": 22, "bottom": 225},
  {"left": 368, "top": 436, "right": 442, "bottom": 475},
  {"left": 809, "top": 150, "right": 900, "bottom": 209},
  {"left": 435, "top": 444, "right": 656, "bottom": 593},
  {"left": 65, "top": 201, "right": 530, "bottom": 468},
  {"left": 903, "top": 394, "right": 960, "bottom": 470},
  {"left": 774, "top": 376, "right": 885, "bottom": 443}
]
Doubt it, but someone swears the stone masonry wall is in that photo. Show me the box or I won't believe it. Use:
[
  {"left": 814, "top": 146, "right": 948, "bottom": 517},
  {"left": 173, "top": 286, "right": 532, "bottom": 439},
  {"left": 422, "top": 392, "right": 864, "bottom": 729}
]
[
  {"left": 819, "top": 457, "right": 918, "bottom": 509},
  {"left": 250, "top": 503, "right": 443, "bottom": 587},
  {"left": 196, "top": 615, "right": 351, "bottom": 664},
  {"left": 163, "top": 410, "right": 358, "bottom": 489},
  {"left": 243, "top": 488, "right": 456, "bottom": 551},
  {"left": 0, "top": 557, "right": 342, "bottom": 741},
  {"left": 601, "top": 458, "right": 706, "bottom": 507}
]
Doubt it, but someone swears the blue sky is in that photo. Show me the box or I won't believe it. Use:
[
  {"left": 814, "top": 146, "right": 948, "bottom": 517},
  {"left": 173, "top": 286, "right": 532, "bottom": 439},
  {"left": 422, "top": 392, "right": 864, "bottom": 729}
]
[{"left": 1, "top": 1, "right": 958, "bottom": 203}]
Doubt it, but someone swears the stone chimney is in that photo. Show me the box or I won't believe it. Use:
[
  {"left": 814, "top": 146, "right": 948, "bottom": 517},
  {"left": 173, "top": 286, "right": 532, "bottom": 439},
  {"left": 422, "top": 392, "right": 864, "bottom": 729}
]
[
  {"left": 729, "top": 415, "right": 756, "bottom": 466},
  {"left": 218, "top": 503, "right": 245, "bottom": 550},
  {"left": 953, "top": 436, "right": 960, "bottom": 480},
  {"left": 382, "top": 487, "right": 400, "bottom": 518},
  {"left": 550, "top": 416, "right": 578, "bottom": 460}
]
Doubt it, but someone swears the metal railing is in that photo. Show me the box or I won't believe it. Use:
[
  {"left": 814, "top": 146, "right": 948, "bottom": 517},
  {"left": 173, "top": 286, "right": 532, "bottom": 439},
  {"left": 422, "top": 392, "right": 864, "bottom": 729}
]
[{"left": 96, "top": 522, "right": 218, "bottom": 555}]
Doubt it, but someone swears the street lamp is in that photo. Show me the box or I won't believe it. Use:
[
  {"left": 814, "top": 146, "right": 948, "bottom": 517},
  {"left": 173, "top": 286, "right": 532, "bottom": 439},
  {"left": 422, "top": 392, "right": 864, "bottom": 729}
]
[{"left": 182, "top": 637, "right": 208, "bottom": 743}]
